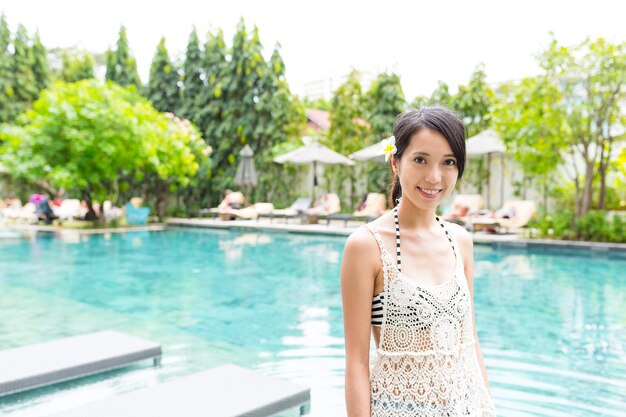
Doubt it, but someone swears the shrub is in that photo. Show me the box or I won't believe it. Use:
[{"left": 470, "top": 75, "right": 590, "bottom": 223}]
[{"left": 529, "top": 210, "right": 625, "bottom": 243}]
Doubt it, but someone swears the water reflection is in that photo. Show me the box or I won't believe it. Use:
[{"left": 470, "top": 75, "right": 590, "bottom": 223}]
[{"left": 1, "top": 232, "right": 625, "bottom": 417}]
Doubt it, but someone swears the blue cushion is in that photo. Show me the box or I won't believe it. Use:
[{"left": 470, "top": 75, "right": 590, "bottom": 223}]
[{"left": 125, "top": 203, "right": 150, "bottom": 225}]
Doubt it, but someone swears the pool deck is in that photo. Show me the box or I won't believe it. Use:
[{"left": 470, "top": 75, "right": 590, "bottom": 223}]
[
  {"left": 1, "top": 223, "right": 166, "bottom": 236},
  {"left": 2, "top": 218, "right": 625, "bottom": 253},
  {"left": 166, "top": 217, "right": 626, "bottom": 253}
]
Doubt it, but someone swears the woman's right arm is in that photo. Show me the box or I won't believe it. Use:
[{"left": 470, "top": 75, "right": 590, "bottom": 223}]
[{"left": 341, "top": 229, "right": 378, "bottom": 417}]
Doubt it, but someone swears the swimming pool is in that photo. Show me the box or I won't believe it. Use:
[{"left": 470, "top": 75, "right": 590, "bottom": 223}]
[{"left": 0, "top": 228, "right": 625, "bottom": 416}]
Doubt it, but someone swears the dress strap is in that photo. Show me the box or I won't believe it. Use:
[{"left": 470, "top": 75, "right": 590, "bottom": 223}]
[
  {"left": 393, "top": 207, "right": 402, "bottom": 272},
  {"left": 436, "top": 217, "right": 460, "bottom": 267},
  {"left": 364, "top": 224, "right": 386, "bottom": 256},
  {"left": 394, "top": 207, "right": 457, "bottom": 269},
  {"left": 363, "top": 224, "right": 393, "bottom": 277}
]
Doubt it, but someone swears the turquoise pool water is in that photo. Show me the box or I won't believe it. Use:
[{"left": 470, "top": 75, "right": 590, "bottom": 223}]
[{"left": 0, "top": 228, "right": 625, "bottom": 416}]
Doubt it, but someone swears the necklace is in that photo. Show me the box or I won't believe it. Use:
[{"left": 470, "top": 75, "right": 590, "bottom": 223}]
[{"left": 393, "top": 205, "right": 454, "bottom": 273}]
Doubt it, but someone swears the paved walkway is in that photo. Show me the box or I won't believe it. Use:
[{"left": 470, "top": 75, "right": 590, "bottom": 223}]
[
  {"left": 167, "top": 217, "right": 626, "bottom": 253},
  {"left": 2, "top": 218, "right": 624, "bottom": 253}
]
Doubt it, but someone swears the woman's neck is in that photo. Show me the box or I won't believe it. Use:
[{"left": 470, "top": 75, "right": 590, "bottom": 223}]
[{"left": 396, "top": 199, "right": 438, "bottom": 232}]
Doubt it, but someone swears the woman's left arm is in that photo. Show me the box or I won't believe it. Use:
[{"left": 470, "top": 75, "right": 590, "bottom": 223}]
[{"left": 455, "top": 225, "right": 491, "bottom": 391}]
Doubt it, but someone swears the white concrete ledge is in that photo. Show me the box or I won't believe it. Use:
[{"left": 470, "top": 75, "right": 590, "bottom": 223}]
[{"left": 167, "top": 218, "right": 626, "bottom": 252}]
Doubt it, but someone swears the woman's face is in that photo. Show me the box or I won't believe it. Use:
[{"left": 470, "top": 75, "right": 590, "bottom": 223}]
[{"left": 392, "top": 127, "right": 459, "bottom": 210}]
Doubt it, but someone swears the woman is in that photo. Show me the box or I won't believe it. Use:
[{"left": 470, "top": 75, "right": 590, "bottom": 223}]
[{"left": 341, "top": 107, "right": 496, "bottom": 416}]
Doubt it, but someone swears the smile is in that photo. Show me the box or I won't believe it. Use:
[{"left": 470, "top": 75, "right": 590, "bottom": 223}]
[{"left": 417, "top": 186, "right": 442, "bottom": 198}]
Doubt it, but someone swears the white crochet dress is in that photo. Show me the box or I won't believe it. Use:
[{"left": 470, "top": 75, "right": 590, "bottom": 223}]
[{"left": 366, "top": 224, "right": 496, "bottom": 417}]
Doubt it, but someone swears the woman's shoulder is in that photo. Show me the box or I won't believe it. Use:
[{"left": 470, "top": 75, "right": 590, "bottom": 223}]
[
  {"left": 345, "top": 213, "right": 390, "bottom": 251},
  {"left": 444, "top": 221, "right": 473, "bottom": 260},
  {"left": 345, "top": 225, "right": 378, "bottom": 253},
  {"left": 444, "top": 220, "right": 468, "bottom": 235},
  {"left": 366, "top": 210, "right": 395, "bottom": 234}
]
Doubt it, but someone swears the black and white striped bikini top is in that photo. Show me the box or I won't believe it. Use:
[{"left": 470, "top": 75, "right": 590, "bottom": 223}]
[{"left": 371, "top": 206, "right": 458, "bottom": 327}]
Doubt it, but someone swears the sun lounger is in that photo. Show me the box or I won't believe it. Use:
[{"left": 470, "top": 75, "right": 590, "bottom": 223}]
[
  {"left": 227, "top": 203, "right": 275, "bottom": 220},
  {"left": 324, "top": 213, "right": 376, "bottom": 226},
  {"left": 323, "top": 192, "right": 387, "bottom": 226},
  {"left": 257, "top": 198, "right": 311, "bottom": 223},
  {"left": 470, "top": 200, "right": 537, "bottom": 233},
  {"left": 53, "top": 199, "right": 84, "bottom": 222},
  {"left": 354, "top": 193, "right": 387, "bottom": 217},
  {"left": 0, "top": 330, "right": 162, "bottom": 397},
  {"left": 201, "top": 203, "right": 274, "bottom": 221},
  {"left": 305, "top": 193, "right": 341, "bottom": 224},
  {"left": 125, "top": 202, "right": 150, "bottom": 225},
  {"left": 14, "top": 202, "right": 38, "bottom": 224},
  {"left": 443, "top": 194, "right": 484, "bottom": 225},
  {"left": 44, "top": 364, "right": 311, "bottom": 417}
]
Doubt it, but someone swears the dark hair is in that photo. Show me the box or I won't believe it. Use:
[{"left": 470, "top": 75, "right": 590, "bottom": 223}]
[{"left": 389, "top": 107, "right": 466, "bottom": 208}]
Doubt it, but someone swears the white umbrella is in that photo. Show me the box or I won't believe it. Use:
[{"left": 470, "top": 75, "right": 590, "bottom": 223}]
[
  {"left": 274, "top": 137, "right": 354, "bottom": 201},
  {"left": 349, "top": 138, "right": 389, "bottom": 163},
  {"left": 466, "top": 129, "right": 505, "bottom": 156},
  {"left": 466, "top": 129, "right": 506, "bottom": 208},
  {"left": 234, "top": 144, "right": 257, "bottom": 204}
]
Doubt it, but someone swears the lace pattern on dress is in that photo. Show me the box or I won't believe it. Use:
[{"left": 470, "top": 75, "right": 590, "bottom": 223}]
[{"left": 364, "top": 223, "right": 496, "bottom": 417}]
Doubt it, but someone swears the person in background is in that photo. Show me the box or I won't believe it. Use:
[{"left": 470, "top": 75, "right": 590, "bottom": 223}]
[{"left": 218, "top": 189, "right": 243, "bottom": 210}]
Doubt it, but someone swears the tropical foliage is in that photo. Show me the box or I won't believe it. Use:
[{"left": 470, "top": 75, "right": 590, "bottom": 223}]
[{"left": 0, "top": 12, "right": 624, "bottom": 241}]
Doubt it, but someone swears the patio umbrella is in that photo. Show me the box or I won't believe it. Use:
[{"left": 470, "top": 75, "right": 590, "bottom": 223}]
[
  {"left": 234, "top": 144, "right": 257, "bottom": 204},
  {"left": 466, "top": 129, "right": 506, "bottom": 208},
  {"left": 274, "top": 137, "right": 354, "bottom": 201},
  {"left": 349, "top": 138, "right": 388, "bottom": 163}
]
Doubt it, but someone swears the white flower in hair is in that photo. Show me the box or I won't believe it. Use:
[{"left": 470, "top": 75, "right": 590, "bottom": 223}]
[{"left": 382, "top": 136, "right": 397, "bottom": 162}]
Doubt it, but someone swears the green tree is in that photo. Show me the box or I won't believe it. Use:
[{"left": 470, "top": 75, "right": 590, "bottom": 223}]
[
  {"left": 105, "top": 26, "right": 141, "bottom": 88},
  {"left": 193, "top": 29, "right": 226, "bottom": 139},
  {"left": 31, "top": 30, "right": 50, "bottom": 94},
  {"left": 453, "top": 64, "right": 494, "bottom": 196},
  {"left": 455, "top": 63, "right": 493, "bottom": 137},
  {"left": 303, "top": 96, "right": 330, "bottom": 110},
  {"left": 0, "top": 80, "right": 205, "bottom": 220},
  {"left": 363, "top": 72, "right": 406, "bottom": 193},
  {"left": 0, "top": 14, "right": 15, "bottom": 123},
  {"left": 179, "top": 27, "right": 204, "bottom": 119},
  {"left": 365, "top": 72, "right": 406, "bottom": 139},
  {"left": 60, "top": 50, "right": 95, "bottom": 82},
  {"left": 491, "top": 76, "right": 570, "bottom": 211},
  {"left": 539, "top": 36, "right": 626, "bottom": 214},
  {"left": 145, "top": 37, "right": 180, "bottom": 113},
  {"left": 253, "top": 45, "right": 306, "bottom": 204},
  {"left": 410, "top": 94, "right": 430, "bottom": 109},
  {"left": 179, "top": 29, "right": 227, "bottom": 210},
  {"left": 429, "top": 81, "right": 454, "bottom": 108},
  {"left": 326, "top": 70, "right": 371, "bottom": 208},
  {"left": 205, "top": 20, "right": 268, "bottom": 203},
  {"left": 410, "top": 81, "right": 454, "bottom": 110},
  {"left": 12, "top": 24, "right": 38, "bottom": 112}
]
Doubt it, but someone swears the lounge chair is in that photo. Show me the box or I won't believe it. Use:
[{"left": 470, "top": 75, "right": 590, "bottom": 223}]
[
  {"left": 103, "top": 200, "right": 123, "bottom": 221},
  {"left": 198, "top": 192, "right": 246, "bottom": 219},
  {"left": 0, "top": 330, "right": 162, "bottom": 397},
  {"left": 221, "top": 202, "right": 275, "bottom": 220},
  {"left": 0, "top": 198, "right": 23, "bottom": 221},
  {"left": 305, "top": 193, "right": 341, "bottom": 224},
  {"left": 53, "top": 199, "right": 84, "bottom": 222},
  {"left": 470, "top": 200, "right": 537, "bottom": 233},
  {"left": 257, "top": 197, "right": 312, "bottom": 223},
  {"left": 443, "top": 194, "right": 484, "bottom": 224},
  {"left": 43, "top": 364, "right": 311, "bottom": 417},
  {"left": 14, "top": 202, "right": 38, "bottom": 224},
  {"left": 324, "top": 192, "right": 387, "bottom": 226},
  {"left": 125, "top": 202, "right": 150, "bottom": 225}
]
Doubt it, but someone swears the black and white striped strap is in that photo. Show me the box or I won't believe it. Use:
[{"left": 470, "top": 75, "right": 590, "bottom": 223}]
[
  {"left": 393, "top": 206, "right": 402, "bottom": 272},
  {"left": 393, "top": 205, "right": 456, "bottom": 272}
]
